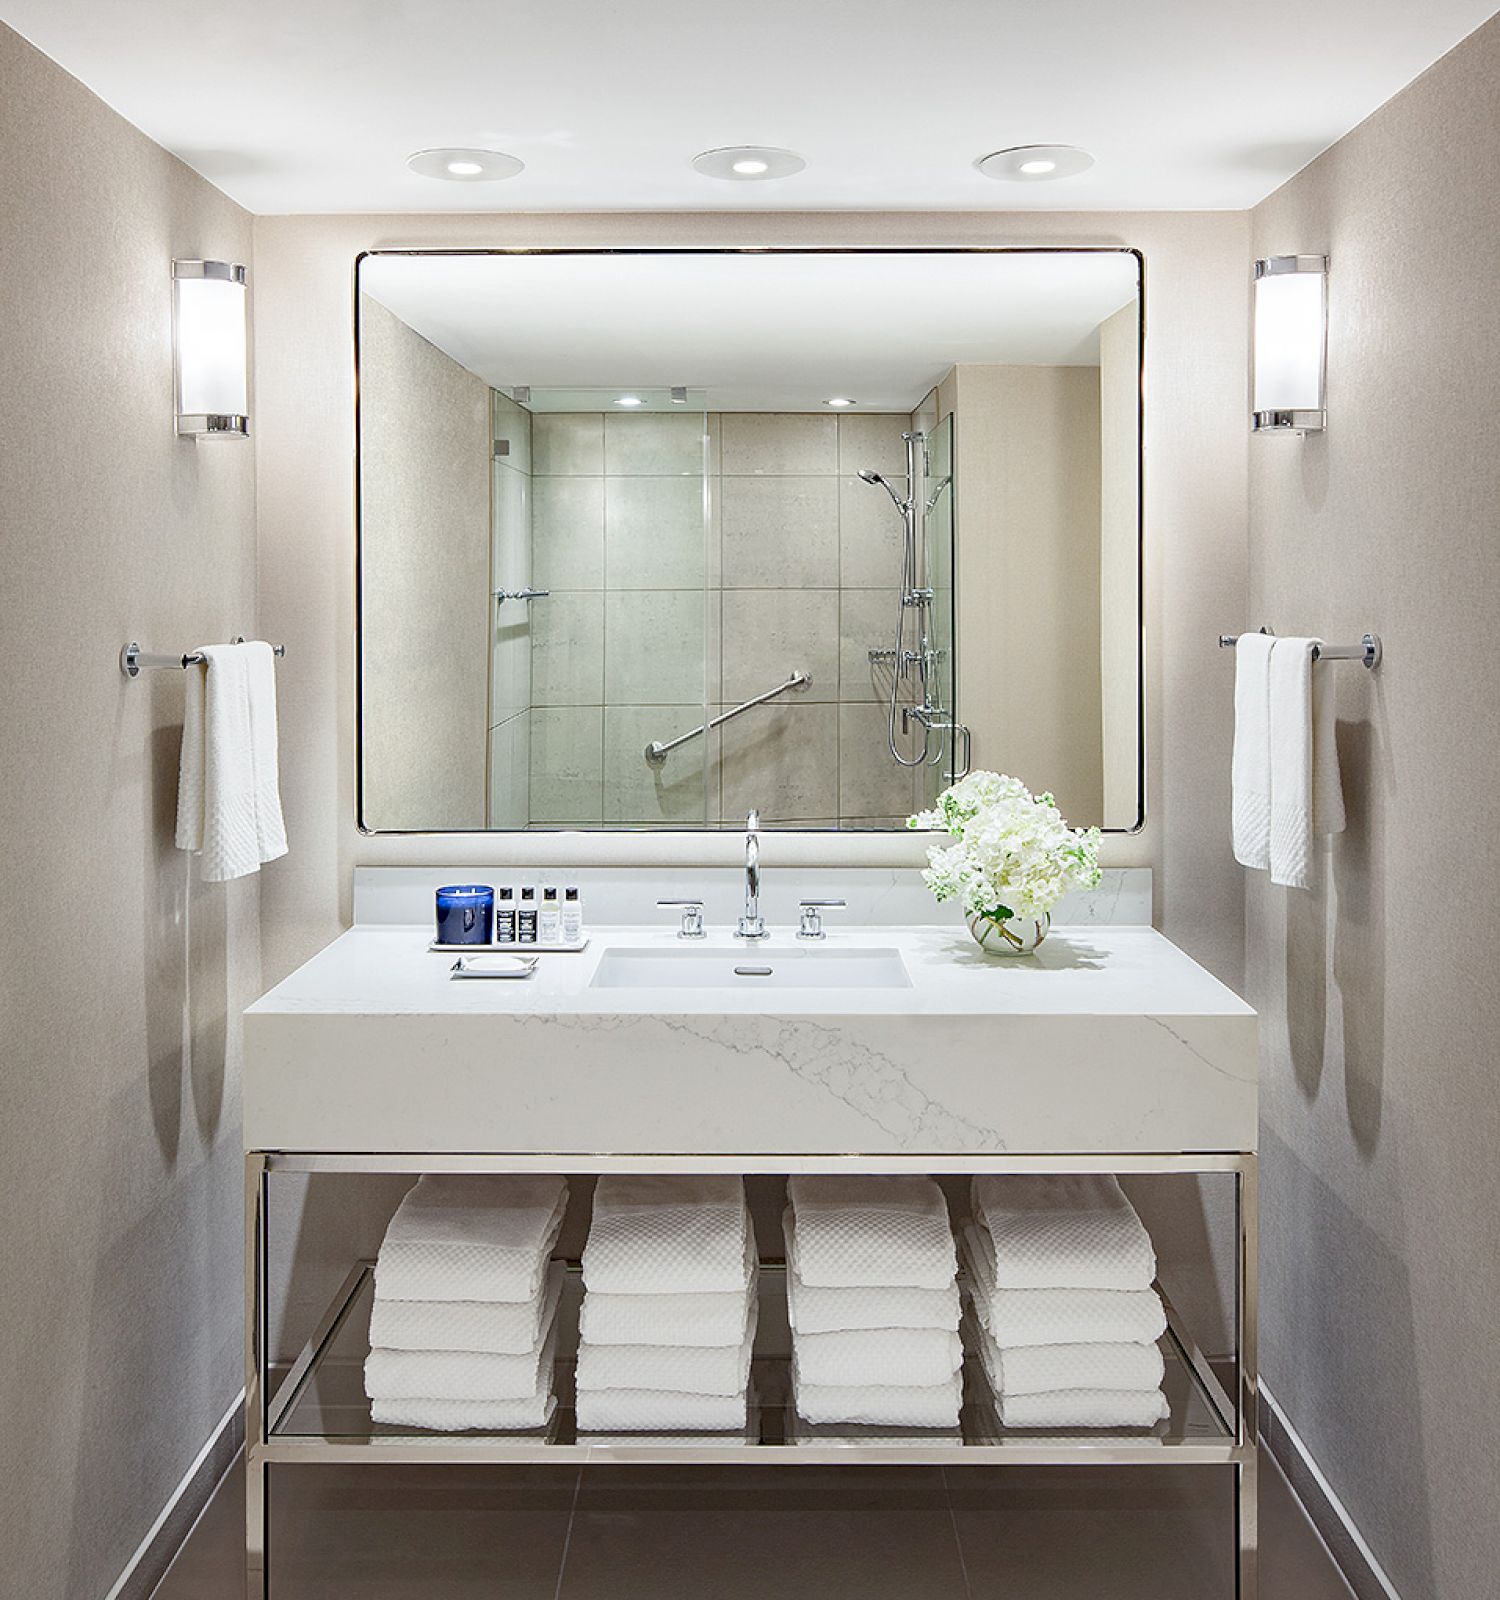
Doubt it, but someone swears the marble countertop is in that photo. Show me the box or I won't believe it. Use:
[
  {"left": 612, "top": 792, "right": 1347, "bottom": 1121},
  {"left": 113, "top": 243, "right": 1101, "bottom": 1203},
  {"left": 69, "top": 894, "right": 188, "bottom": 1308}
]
[
  {"left": 248, "top": 923, "right": 1254, "bottom": 1020},
  {"left": 244, "top": 923, "right": 1258, "bottom": 1157}
]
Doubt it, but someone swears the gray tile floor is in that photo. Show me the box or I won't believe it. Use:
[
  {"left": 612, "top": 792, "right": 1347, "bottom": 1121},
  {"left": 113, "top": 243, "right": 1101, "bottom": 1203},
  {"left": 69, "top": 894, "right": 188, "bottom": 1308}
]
[{"left": 153, "top": 1450, "right": 1355, "bottom": 1598}]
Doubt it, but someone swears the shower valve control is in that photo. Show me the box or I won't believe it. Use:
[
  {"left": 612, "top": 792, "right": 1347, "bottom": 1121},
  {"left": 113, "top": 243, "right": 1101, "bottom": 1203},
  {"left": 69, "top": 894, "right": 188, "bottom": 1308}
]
[{"left": 797, "top": 899, "right": 847, "bottom": 941}]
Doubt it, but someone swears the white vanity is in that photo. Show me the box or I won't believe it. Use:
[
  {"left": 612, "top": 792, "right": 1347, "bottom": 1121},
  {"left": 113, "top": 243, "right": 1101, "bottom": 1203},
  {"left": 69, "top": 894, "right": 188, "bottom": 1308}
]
[{"left": 243, "top": 869, "right": 1259, "bottom": 1597}]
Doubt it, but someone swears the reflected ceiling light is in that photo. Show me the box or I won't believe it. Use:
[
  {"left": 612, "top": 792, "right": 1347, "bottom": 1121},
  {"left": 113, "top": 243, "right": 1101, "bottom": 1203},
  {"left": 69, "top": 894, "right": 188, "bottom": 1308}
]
[
  {"left": 614, "top": 394, "right": 645, "bottom": 407},
  {"left": 407, "top": 147, "right": 524, "bottom": 182},
  {"left": 691, "top": 146, "right": 806, "bottom": 182},
  {"left": 976, "top": 145, "right": 1094, "bottom": 181},
  {"left": 1253, "top": 255, "right": 1327, "bottom": 433},
  {"left": 173, "top": 260, "right": 249, "bottom": 439},
  {"left": 823, "top": 397, "right": 857, "bottom": 408}
]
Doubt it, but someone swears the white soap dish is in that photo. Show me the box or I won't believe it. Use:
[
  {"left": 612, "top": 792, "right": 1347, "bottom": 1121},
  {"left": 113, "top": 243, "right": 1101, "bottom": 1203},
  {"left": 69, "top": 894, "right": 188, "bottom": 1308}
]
[{"left": 449, "top": 954, "right": 539, "bottom": 980}]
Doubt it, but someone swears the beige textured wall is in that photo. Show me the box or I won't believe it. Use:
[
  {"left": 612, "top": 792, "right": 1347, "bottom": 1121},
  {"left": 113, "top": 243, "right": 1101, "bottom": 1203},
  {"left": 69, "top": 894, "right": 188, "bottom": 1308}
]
[
  {"left": 253, "top": 212, "right": 1250, "bottom": 1354},
  {"left": 951, "top": 364, "right": 1105, "bottom": 824},
  {"left": 358, "top": 294, "right": 490, "bottom": 829},
  {"left": 0, "top": 23, "right": 259, "bottom": 1599},
  {"left": 1248, "top": 17, "right": 1500, "bottom": 1599},
  {"left": 1099, "top": 302, "right": 1143, "bottom": 828}
]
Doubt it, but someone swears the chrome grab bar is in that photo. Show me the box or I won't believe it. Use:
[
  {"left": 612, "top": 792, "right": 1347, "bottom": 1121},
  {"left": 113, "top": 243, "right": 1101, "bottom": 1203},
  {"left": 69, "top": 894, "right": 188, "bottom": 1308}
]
[{"left": 644, "top": 671, "right": 809, "bottom": 765}]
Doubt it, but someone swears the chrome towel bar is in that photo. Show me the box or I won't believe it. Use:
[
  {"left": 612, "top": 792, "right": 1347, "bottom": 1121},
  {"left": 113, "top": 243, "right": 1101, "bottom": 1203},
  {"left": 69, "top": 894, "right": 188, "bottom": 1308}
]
[
  {"left": 121, "top": 639, "right": 287, "bottom": 678},
  {"left": 1218, "top": 628, "right": 1381, "bottom": 669},
  {"left": 645, "top": 670, "right": 809, "bottom": 764}
]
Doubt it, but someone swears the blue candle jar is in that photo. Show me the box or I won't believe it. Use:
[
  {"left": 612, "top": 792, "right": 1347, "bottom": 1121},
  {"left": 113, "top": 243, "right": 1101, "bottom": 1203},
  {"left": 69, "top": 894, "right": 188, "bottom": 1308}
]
[{"left": 435, "top": 885, "right": 494, "bottom": 945}]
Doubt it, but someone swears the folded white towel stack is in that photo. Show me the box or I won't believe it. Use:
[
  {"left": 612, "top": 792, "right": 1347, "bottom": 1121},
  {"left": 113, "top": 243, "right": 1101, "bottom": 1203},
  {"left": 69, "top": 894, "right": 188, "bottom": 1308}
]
[
  {"left": 965, "top": 1176, "right": 1168, "bottom": 1431},
  {"left": 786, "top": 1176, "right": 962, "bottom": 1430},
  {"left": 175, "top": 641, "right": 288, "bottom": 883},
  {"left": 365, "top": 1174, "right": 568, "bottom": 1432},
  {"left": 575, "top": 1175, "right": 756, "bottom": 1433}
]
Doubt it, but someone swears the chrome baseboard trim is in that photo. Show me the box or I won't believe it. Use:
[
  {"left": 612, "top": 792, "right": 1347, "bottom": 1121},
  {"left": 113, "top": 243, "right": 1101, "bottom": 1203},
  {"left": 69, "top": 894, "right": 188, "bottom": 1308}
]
[
  {"left": 102, "top": 1391, "right": 244, "bottom": 1600},
  {"left": 1260, "top": 1384, "right": 1403, "bottom": 1600}
]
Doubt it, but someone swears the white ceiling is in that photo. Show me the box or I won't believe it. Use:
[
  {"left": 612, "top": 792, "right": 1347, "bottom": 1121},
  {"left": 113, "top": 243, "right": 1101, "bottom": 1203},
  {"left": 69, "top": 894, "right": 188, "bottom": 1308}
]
[
  {"left": 3, "top": 1, "right": 1494, "bottom": 213},
  {"left": 359, "top": 250, "right": 1141, "bottom": 410}
]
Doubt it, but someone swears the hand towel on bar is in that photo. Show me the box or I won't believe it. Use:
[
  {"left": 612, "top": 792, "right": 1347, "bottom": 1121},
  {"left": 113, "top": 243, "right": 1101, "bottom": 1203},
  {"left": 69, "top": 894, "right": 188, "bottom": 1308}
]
[
  {"left": 792, "top": 1325, "right": 963, "bottom": 1389},
  {"left": 175, "top": 641, "right": 288, "bottom": 882},
  {"left": 369, "top": 1261, "right": 565, "bottom": 1355},
  {"left": 575, "top": 1385, "right": 750, "bottom": 1433},
  {"left": 368, "top": 1318, "right": 560, "bottom": 1433},
  {"left": 787, "top": 1175, "right": 957, "bottom": 1290},
  {"left": 374, "top": 1174, "right": 568, "bottom": 1304},
  {"left": 579, "top": 1233, "right": 757, "bottom": 1346},
  {"left": 581, "top": 1175, "right": 749, "bottom": 1294},
  {"left": 577, "top": 1302, "right": 758, "bottom": 1396},
  {"left": 785, "top": 1210, "right": 961, "bottom": 1333},
  {"left": 364, "top": 1267, "right": 563, "bottom": 1402},
  {"left": 1231, "top": 631, "right": 1275, "bottom": 871},
  {"left": 970, "top": 1175, "right": 1155, "bottom": 1291},
  {"left": 960, "top": 1224, "right": 1165, "bottom": 1346},
  {"left": 978, "top": 1328, "right": 1164, "bottom": 1396},
  {"left": 792, "top": 1368, "right": 963, "bottom": 1429},
  {"left": 1268, "top": 637, "right": 1346, "bottom": 889},
  {"left": 996, "top": 1388, "right": 1170, "bottom": 1430}
]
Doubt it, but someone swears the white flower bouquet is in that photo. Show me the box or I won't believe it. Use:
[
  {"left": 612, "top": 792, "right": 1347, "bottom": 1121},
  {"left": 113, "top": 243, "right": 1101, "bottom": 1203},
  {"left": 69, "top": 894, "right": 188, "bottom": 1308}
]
[{"left": 908, "top": 772, "right": 1101, "bottom": 951}]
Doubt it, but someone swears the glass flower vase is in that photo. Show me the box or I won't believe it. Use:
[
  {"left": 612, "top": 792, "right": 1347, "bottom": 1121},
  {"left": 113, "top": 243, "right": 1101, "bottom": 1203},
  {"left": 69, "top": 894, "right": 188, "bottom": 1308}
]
[{"left": 967, "top": 910, "right": 1050, "bottom": 956}]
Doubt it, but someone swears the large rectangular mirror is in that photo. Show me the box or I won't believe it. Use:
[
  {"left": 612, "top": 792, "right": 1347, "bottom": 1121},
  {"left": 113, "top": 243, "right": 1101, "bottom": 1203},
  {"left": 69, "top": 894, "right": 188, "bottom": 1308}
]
[{"left": 356, "top": 248, "right": 1142, "bottom": 833}]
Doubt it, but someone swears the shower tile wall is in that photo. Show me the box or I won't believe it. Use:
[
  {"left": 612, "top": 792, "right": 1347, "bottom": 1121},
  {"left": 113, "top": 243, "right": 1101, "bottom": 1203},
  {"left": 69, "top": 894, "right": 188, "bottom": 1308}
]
[{"left": 522, "top": 408, "right": 925, "bottom": 828}]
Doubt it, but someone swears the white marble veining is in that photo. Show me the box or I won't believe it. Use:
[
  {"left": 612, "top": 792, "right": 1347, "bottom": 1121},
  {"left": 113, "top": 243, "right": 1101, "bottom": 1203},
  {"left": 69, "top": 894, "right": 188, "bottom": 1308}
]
[{"left": 245, "top": 913, "right": 1255, "bottom": 1158}]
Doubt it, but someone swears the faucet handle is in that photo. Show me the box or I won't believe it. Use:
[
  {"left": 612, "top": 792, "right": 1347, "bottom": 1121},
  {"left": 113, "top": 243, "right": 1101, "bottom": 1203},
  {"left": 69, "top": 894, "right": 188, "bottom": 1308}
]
[
  {"left": 797, "top": 899, "right": 847, "bottom": 940},
  {"left": 657, "top": 899, "right": 707, "bottom": 940}
]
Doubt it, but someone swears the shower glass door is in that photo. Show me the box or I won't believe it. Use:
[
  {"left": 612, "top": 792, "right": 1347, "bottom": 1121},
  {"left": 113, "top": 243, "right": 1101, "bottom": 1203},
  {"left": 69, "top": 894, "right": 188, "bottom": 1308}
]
[{"left": 919, "top": 414, "right": 959, "bottom": 806}]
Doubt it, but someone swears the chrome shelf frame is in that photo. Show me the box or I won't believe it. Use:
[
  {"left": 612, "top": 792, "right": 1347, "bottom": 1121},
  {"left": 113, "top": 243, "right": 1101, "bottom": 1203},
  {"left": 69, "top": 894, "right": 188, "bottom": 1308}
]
[{"left": 246, "top": 1150, "right": 1257, "bottom": 1597}]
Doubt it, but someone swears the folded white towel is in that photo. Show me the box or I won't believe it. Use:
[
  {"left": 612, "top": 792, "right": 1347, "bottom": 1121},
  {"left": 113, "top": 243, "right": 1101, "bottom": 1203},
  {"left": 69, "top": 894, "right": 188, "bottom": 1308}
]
[
  {"left": 792, "top": 1325, "right": 963, "bottom": 1389},
  {"left": 1231, "top": 631, "right": 1275, "bottom": 872},
  {"left": 369, "top": 1261, "right": 565, "bottom": 1355},
  {"left": 364, "top": 1267, "right": 562, "bottom": 1401},
  {"left": 582, "top": 1175, "right": 749, "bottom": 1295},
  {"left": 785, "top": 1210, "right": 960, "bottom": 1333},
  {"left": 787, "top": 1176, "right": 957, "bottom": 1290},
  {"left": 1268, "top": 637, "right": 1346, "bottom": 889},
  {"left": 996, "top": 1388, "right": 1169, "bottom": 1430},
  {"left": 960, "top": 1224, "right": 1165, "bottom": 1346},
  {"left": 176, "top": 641, "right": 288, "bottom": 882},
  {"left": 579, "top": 1234, "right": 757, "bottom": 1347},
  {"left": 970, "top": 1176, "right": 1155, "bottom": 1291},
  {"left": 792, "top": 1367, "right": 963, "bottom": 1429},
  {"left": 575, "top": 1385, "right": 750, "bottom": 1433},
  {"left": 371, "top": 1391, "right": 558, "bottom": 1434},
  {"left": 577, "top": 1301, "right": 758, "bottom": 1397},
  {"left": 368, "top": 1316, "right": 560, "bottom": 1433},
  {"left": 374, "top": 1174, "right": 567, "bottom": 1304},
  {"left": 977, "top": 1327, "right": 1163, "bottom": 1397}
]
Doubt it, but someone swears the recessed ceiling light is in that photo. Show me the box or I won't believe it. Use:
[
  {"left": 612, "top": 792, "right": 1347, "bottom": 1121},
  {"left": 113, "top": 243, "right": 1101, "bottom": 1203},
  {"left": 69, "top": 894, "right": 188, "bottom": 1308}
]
[
  {"left": 823, "top": 397, "right": 857, "bottom": 408},
  {"left": 975, "top": 145, "right": 1094, "bottom": 182},
  {"left": 407, "top": 147, "right": 524, "bottom": 183},
  {"left": 692, "top": 146, "right": 806, "bottom": 182},
  {"left": 614, "top": 395, "right": 645, "bottom": 408}
]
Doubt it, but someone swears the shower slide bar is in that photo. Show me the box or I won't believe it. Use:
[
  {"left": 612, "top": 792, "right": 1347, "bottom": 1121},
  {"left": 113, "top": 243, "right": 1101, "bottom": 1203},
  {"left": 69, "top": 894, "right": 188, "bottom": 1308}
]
[
  {"left": 120, "top": 639, "right": 287, "bottom": 677},
  {"left": 1218, "top": 627, "right": 1381, "bottom": 668},
  {"left": 645, "top": 670, "right": 809, "bottom": 765}
]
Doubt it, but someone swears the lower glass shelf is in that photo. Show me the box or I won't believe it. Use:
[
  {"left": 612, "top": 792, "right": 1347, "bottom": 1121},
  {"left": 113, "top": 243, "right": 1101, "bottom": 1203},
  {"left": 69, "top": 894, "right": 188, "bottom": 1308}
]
[{"left": 264, "top": 1262, "right": 1239, "bottom": 1464}]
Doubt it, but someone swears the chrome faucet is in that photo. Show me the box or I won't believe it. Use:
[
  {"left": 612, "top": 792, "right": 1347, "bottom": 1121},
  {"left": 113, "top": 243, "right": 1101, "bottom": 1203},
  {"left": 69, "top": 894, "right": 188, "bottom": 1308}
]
[{"left": 737, "top": 809, "right": 766, "bottom": 939}]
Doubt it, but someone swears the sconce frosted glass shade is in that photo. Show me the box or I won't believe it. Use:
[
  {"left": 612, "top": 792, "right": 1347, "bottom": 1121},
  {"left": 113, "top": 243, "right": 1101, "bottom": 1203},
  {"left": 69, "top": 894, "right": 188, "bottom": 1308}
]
[
  {"left": 1252, "top": 255, "right": 1326, "bottom": 432},
  {"left": 174, "top": 260, "right": 249, "bottom": 437}
]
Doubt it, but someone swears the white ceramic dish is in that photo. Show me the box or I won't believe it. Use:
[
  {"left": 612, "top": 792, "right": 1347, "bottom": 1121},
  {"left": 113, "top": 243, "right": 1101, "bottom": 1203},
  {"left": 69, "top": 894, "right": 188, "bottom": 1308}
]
[{"left": 449, "top": 954, "right": 539, "bottom": 980}]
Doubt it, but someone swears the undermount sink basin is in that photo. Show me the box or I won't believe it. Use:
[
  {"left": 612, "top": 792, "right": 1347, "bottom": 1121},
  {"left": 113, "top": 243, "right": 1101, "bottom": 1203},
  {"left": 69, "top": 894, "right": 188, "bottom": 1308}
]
[{"left": 590, "top": 945, "right": 913, "bottom": 991}]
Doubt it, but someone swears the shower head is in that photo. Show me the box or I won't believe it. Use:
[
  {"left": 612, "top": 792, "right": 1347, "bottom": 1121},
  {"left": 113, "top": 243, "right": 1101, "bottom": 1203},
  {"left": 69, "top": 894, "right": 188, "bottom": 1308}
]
[{"left": 857, "top": 466, "right": 909, "bottom": 511}]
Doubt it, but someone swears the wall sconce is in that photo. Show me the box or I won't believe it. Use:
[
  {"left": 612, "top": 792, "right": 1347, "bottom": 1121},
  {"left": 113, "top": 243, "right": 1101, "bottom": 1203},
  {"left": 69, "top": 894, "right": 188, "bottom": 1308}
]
[
  {"left": 173, "top": 260, "right": 249, "bottom": 438},
  {"left": 1252, "top": 254, "right": 1326, "bottom": 433}
]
